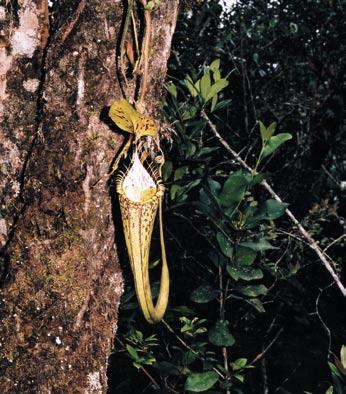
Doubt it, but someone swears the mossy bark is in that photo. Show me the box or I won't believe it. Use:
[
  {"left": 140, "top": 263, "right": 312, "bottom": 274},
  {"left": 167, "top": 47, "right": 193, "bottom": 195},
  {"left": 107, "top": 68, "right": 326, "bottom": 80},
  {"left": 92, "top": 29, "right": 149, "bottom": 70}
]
[{"left": 0, "top": 1, "right": 179, "bottom": 392}]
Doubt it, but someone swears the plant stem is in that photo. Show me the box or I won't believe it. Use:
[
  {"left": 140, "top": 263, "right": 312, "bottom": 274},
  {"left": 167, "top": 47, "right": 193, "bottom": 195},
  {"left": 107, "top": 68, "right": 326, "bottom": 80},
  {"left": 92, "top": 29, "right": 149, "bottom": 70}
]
[{"left": 219, "top": 265, "right": 231, "bottom": 394}]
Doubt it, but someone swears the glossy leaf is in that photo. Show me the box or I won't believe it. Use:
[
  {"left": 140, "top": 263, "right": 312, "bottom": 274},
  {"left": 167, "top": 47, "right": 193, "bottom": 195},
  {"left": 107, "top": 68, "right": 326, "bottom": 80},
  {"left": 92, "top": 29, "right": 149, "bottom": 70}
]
[{"left": 261, "top": 133, "right": 292, "bottom": 159}]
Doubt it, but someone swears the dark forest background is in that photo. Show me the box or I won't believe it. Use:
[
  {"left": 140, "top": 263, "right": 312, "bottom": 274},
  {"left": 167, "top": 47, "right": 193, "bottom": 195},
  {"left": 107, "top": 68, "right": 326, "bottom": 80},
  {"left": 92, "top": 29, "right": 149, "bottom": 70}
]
[{"left": 108, "top": 0, "right": 345, "bottom": 393}]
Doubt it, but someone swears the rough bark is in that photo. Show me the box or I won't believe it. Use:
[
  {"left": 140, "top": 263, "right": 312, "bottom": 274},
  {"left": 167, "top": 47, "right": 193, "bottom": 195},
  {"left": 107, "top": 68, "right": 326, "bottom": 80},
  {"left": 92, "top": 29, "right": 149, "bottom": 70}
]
[{"left": 0, "top": 1, "right": 178, "bottom": 392}]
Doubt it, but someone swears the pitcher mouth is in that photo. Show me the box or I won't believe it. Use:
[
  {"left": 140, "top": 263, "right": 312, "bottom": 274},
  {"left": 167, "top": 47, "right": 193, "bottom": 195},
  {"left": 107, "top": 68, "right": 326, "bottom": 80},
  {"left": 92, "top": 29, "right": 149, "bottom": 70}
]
[
  {"left": 121, "top": 151, "right": 157, "bottom": 202},
  {"left": 116, "top": 137, "right": 163, "bottom": 203}
]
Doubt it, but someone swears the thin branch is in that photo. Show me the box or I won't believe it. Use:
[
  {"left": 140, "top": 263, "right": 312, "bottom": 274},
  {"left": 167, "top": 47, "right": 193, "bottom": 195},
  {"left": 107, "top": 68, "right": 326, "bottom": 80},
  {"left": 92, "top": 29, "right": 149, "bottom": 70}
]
[
  {"left": 201, "top": 111, "right": 346, "bottom": 298},
  {"left": 323, "top": 234, "right": 345, "bottom": 253},
  {"left": 250, "top": 328, "right": 284, "bottom": 364},
  {"left": 219, "top": 266, "right": 231, "bottom": 394},
  {"left": 314, "top": 283, "right": 334, "bottom": 355}
]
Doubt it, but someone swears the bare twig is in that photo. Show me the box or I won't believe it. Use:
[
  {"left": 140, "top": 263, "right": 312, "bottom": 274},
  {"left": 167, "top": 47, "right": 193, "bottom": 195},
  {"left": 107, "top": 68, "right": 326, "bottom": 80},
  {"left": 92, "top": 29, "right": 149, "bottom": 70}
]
[
  {"left": 313, "top": 283, "right": 334, "bottom": 355},
  {"left": 219, "top": 266, "right": 231, "bottom": 394},
  {"left": 251, "top": 328, "right": 284, "bottom": 364},
  {"left": 201, "top": 111, "right": 346, "bottom": 297},
  {"left": 323, "top": 234, "right": 345, "bottom": 253},
  {"left": 261, "top": 357, "right": 269, "bottom": 394}
]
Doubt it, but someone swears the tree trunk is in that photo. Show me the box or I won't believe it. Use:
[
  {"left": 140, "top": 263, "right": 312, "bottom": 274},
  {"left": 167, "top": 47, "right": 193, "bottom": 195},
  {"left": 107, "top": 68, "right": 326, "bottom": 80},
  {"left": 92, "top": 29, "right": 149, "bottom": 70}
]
[{"left": 0, "top": 1, "right": 178, "bottom": 392}]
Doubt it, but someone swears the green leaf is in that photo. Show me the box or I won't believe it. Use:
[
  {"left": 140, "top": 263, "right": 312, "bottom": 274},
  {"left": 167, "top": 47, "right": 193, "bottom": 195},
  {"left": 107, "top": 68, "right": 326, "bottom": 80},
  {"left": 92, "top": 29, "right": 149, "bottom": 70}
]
[
  {"left": 264, "top": 199, "right": 288, "bottom": 219},
  {"left": 240, "top": 239, "right": 277, "bottom": 251},
  {"left": 261, "top": 133, "right": 292, "bottom": 159},
  {"left": 238, "top": 284, "right": 268, "bottom": 297},
  {"left": 191, "top": 285, "right": 218, "bottom": 303},
  {"left": 174, "top": 166, "right": 188, "bottom": 181},
  {"left": 236, "top": 246, "right": 257, "bottom": 265},
  {"left": 219, "top": 170, "right": 252, "bottom": 205},
  {"left": 207, "top": 178, "right": 221, "bottom": 195},
  {"left": 325, "top": 386, "right": 333, "bottom": 394},
  {"left": 246, "top": 298, "right": 266, "bottom": 313},
  {"left": 216, "top": 232, "right": 233, "bottom": 258},
  {"left": 211, "top": 93, "right": 218, "bottom": 112},
  {"left": 210, "top": 59, "right": 220, "bottom": 72},
  {"left": 126, "top": 344, "right": 139, "bottom": 361},
  {"left": 201, "top": 72, "right": 212, "bottom": 100},
  {"left": 208, "top": 320, "right": 235, "bottom": 347},
  {"left": 259, "top": 121, "right": 277, "bottom": 142},
  {"left": 162, "top": 160, "right": 173, "bottom": 181},
  {"left": 185, "top": 75, "right": 198, "bottom": 97},
  {"left": 341, "top": 345, "right": 346, "bottom": 369},
  {"left": 227, "top": 265, "right": 263, "bottom": 281},
  {"left": 185, "top": 371, "right": 219, "bottom": 392},
  {"left": 205, "top": 79, "right": 229, "bottom": 102},
  {"left": 166, "top": 81, "right": 177, "bottom": 98},
  {"left": 170, "top": 184, "right": 181, "bottom": 200},
  {"left": 232, "top": 358, "right": 248, "bottom": 370}
]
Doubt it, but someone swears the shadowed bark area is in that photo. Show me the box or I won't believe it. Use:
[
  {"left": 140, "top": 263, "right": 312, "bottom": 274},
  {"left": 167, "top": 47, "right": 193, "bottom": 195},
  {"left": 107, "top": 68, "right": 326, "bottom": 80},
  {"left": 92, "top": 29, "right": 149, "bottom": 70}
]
[{"left": 0, "top": 0, "right": 179, "bottom": 392}]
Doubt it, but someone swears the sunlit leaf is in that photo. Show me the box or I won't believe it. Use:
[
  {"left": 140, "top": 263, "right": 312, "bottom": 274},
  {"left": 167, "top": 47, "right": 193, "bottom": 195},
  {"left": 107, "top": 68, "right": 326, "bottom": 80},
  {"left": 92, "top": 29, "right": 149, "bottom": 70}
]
[{"left": 261, "top": 133, "right": 292, "bottom": 159}]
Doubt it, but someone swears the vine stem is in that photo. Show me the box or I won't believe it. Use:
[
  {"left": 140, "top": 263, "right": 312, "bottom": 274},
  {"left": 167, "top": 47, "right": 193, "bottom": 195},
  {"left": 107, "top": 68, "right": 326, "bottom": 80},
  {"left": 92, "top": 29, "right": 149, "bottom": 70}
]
[
  {"left": 201, "top": 110, "right": 346, "bottom": 298},
  {"left": 137, "top": 0, "right": 152, "bottom": 111},
  {"left": 219, "top": 265, "right": 231, "bottom": 394}
]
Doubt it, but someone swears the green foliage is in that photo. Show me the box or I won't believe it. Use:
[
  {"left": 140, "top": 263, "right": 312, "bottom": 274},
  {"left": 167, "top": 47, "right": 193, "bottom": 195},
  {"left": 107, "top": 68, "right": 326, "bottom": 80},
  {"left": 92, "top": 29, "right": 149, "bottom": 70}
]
[
  {"left": 125, "top": 330, "right": 158, "bottom": 369},
  {"left": 180, "top": 317, "right": 208, "bottom": 337},
  {"left": 109, "top": 1, "right": 345, "bottom": 392}
]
